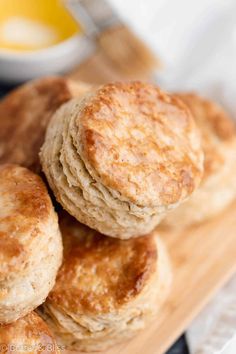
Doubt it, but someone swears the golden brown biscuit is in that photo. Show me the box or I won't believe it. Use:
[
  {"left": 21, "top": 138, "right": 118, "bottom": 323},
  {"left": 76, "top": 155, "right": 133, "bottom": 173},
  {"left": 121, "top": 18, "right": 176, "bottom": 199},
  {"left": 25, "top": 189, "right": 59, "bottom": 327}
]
[
  {"left": 40, "top": 213, "right": 172, "bottom": 352},
  {"left": 0, "top": 76, "right": 91, "bottom": 172},
  {"left": 40, "top": 81, "right": 203, "bottom": 238},
  {"left": 163, "top": 93, "right": 236, "bottom": 227},
  {"left": 0, "top": 312, "right": 60, "bottom": 353},
  {"left": 0, "top": 164, "right": 62, "bottom": 324}
]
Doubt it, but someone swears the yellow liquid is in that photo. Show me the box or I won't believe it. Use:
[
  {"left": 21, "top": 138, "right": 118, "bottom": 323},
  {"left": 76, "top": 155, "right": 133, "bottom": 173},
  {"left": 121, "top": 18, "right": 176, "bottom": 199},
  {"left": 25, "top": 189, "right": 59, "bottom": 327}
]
[{"left": 0, "top": 0, "right": 79, "bottom": 52}]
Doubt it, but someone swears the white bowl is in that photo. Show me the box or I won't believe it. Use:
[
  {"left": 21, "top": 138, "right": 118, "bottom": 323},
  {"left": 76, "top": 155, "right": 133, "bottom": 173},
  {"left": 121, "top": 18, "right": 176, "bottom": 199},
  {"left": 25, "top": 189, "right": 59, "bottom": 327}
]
[{"left": 0, "top": 33, "right": 94, "bottom": 83}]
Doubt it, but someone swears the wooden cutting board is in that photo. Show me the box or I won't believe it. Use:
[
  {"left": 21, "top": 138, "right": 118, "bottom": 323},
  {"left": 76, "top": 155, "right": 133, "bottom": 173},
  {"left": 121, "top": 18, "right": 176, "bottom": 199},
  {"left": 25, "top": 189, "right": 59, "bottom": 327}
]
[{"left": 65, "top": 53, "right": 236, "bottom": 354}]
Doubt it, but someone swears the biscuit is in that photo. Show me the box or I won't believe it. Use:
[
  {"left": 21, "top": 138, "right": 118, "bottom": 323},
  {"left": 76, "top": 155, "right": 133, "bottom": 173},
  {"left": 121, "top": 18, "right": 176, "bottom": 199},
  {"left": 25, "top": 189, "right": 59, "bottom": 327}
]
[
  {"left": 0, "top": 311, "right": 60, "bottom": 353},
  {"left": 40, "top": 81, "right": 203, "bottom": 238},
  {"left": 40, "top": 213, "right": 172, "bottom": 352},
  {"left": 163, "top": 93, "right": 236, "bottom": 227},
  {"left": 0, "top": 76, "right": 91, "bottom": 172},
  {"left": 0, "top": 164, "right": 62, "bottom": 324}
]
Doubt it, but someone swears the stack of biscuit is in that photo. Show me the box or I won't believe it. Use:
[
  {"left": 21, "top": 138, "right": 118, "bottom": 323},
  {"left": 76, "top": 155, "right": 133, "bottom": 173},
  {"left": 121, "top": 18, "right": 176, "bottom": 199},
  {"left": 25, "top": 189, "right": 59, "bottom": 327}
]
[{"left": 0, "top": 76, "right": 235, "bottom": 352}]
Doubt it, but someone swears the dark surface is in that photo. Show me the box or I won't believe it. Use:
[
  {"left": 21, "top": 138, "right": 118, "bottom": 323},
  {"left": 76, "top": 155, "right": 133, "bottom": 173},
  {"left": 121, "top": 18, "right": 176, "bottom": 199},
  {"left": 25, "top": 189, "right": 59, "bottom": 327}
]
[
  {"left": 0, "top": 83, "right": 190, "bottom": 354},
  {"left": 166, "top": 335, "right": 190, "bottom": 354},
  {"left": 0, "top": 83, "right": 17, "bottom": 97}
]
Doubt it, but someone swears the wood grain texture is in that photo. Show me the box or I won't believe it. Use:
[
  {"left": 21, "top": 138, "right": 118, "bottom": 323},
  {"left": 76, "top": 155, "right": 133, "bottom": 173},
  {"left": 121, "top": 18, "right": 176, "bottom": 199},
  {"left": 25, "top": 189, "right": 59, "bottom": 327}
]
[
  {"left": 65, "top": 62, "right": 236, "bottom": 354},
  {"left": 64, "top": 201, "right": 236, "bottom": 354},
  {"left": 67, "top": 48, "right": 153, "bottom": 84}
]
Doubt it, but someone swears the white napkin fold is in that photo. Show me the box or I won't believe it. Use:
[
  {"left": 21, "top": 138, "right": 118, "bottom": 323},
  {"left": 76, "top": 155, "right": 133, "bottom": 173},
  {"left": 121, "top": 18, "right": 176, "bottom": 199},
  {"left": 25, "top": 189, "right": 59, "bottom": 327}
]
[{"left": 187, "top": 277, "right": 236, "bottom": 354}]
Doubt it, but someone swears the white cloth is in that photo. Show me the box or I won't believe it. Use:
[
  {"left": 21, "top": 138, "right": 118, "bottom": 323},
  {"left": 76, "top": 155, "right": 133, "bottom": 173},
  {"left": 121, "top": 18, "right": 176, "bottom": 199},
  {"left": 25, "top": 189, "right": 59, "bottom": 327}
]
[
  {"left": 187, "top": 277, "right": 236, "bottom": 354},
  {"left": 109, "top": 0, "right": 236, "bottom": 353}
]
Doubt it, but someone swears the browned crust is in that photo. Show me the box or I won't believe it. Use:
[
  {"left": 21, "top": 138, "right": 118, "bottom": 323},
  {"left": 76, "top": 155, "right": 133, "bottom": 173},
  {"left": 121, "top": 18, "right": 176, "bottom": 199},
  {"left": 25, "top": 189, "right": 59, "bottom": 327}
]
[
  {"left": 0, "top": 164, "right": 53, "bottom": 275},
  {"left": 0, "top": 312, "right": 59, "bottom": 353},
  {"left": 48, "top": 213, "right": 157, "bottom": 314},
  {"left": 176, "top": 93, "right": 236, "bottom": 178},
  {"left": 76, "top": 82, "right": 203, "bottom": 207},
  {"left": 0, "top": 76, "right": 88, "bottom": 172}
]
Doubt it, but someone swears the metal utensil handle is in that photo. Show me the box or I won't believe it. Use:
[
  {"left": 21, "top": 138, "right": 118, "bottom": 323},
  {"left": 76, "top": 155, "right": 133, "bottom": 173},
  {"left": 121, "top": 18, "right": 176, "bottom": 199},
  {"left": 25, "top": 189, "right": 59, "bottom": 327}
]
[{"left": 64, "top": 0, "right": 120, "bottom": 38}]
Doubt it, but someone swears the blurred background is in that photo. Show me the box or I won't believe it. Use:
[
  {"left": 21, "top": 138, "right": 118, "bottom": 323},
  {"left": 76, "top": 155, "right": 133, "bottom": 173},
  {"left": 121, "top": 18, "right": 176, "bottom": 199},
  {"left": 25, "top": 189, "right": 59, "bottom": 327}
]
[
  {"left": 0, "top": 0, "right": 235, "bottom": 103},
  {"left": 0, "top": 1, "right": 235, "bottom": 353}
]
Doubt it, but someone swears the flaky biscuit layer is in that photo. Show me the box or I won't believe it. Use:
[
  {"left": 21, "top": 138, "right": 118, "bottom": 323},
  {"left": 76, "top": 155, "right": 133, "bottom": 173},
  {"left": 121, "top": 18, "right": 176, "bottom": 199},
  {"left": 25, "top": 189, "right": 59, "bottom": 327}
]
[
  {"left": 40, "top": 215, "right": 172, "bottom": 351},
  {"left": 163, "top": 93, "right": 236, "bottom": 227},
  {"left": 41, "top": 82, "right": 203, "bottom": 238},
  {"left": 0, "top": 164, "right": 62, "bottom": 324}
]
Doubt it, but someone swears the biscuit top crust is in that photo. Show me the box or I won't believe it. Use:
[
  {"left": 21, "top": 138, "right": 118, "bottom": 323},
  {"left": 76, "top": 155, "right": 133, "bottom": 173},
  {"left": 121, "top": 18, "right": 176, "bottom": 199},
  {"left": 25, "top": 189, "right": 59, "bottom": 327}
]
[
  {"left": 176, "top": 93, "right": 236, "bottom": 178},
  {"left": 48, "top": 214, "right": 157, "bottom": 314},
  {"left": 0, "top": 76, "right": 89, "bottom": 172},
  {"left": 0, "top": 164, "right": 54, "bottom": 279},
  {"left": 77, "top": 82, "right": 203, "bottom": 207},
  {"left": 0, "top": 312, "right": 60, "bottom": 354}
]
